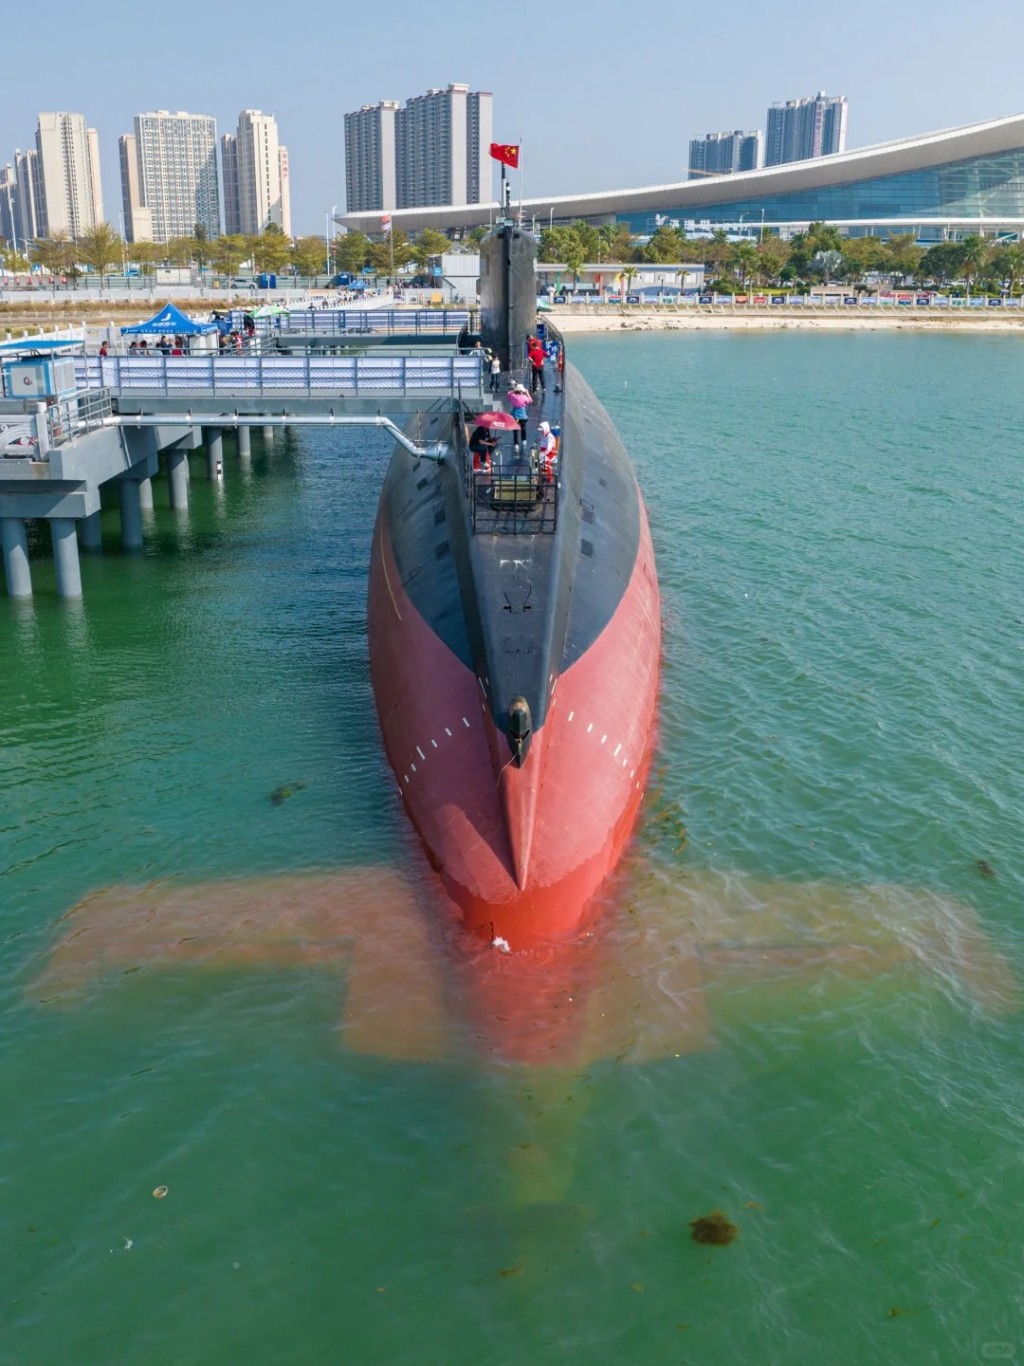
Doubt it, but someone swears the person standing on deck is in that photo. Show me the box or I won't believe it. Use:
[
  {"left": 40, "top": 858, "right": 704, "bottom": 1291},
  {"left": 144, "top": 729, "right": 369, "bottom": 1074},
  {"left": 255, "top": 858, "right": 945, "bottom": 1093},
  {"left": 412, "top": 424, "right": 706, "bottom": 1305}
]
[
  {"left": 527, "top": 335, "right": 546, "bottom": 393},
  {"left": 507, "top": 383, "right": 532, "bottom": 446}
]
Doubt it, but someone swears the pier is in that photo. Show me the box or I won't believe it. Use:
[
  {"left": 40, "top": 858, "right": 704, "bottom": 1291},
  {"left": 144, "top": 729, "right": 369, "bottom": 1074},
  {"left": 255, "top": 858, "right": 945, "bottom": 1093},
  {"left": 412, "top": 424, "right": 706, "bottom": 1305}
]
[{"left": 0, "top": 309, "right": 486, "bottom": 599}]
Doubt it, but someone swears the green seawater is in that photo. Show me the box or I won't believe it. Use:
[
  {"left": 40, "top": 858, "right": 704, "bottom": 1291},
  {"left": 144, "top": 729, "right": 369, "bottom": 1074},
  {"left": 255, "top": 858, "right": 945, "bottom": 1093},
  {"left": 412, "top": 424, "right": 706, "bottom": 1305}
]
[{"left": 2, "top": 332, "right": 1023, "bottom": 1365}]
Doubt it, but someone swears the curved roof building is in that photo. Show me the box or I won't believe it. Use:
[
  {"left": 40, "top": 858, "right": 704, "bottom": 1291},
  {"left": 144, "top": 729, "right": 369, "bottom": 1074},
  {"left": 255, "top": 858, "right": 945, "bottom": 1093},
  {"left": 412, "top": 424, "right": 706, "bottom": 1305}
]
[{"left": 339, "top": 112, "right": 1024, "bottom": 239}]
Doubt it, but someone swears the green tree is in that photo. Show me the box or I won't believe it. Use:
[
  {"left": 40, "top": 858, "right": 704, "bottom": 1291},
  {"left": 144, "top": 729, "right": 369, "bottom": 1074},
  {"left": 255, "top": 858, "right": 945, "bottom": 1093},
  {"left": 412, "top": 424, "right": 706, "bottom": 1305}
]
[
  {"left": 598, "top": 222, "right": 635, "bottom": 263},
  {"left": 538, "top": 225, "right": 582, "bottom": 265},
  {"left": 731, "top": 239, "right": 759, "bottom": 287},
  {"left": 31, "top": 231, "right": 78, "bottom": 282},
  {"left": 251, "top": 229, "right": 292, "bottom": 274},
  {"left": 465, "top": 225, "right": 488, "bottom": 247},
  {"left": 570, "top": 220, "right": 601, "bottom": 261},
  {"left": 192, "top": 223, "right": 211, "bottom": 269},
  {"left": 959, "top": 234, "right": 989, "bottom": 292},
  {"left": 990, "top": 242, "right": 1024, "bottom": 294},
  {"left": 210, "top": 235, "right": 248, "bottom": 277},
  {"left": 841, "top": 236, "right": 888, "bottom": 283},
  {"left": 702, "top": 229, "right": 732, "bottom": 278},
  {"left": 412, "top": 229, "right": 451, "bottom": 270},
  {"left": 131, "top": 240, "right": 166, "bottom": 276},
  {"left": 165, "top": 236, "right": 195, "bottom": 267},
  {"left": 885, "top": 233, "right": 923, "bottom": 284},
  {"left": 756, "top": 235, "right": 790, "bottom": 285},
  {"left": 366, "top": 228, "right": 414, "bottom": 278},
  {"left": 643, "top": 224, "right": 684, "bottom": 263},
  {"left": 292, "top": 234, "right": 327, "bottom": 281},
  {"left": 77, "top": 222, "right": 123, "bottom": 286},
  {"left": 918, "top": 241, "right": 964, "bottom": 285},
  {"left": 335, "top": 230, "right": 371, "bottom": 274}
]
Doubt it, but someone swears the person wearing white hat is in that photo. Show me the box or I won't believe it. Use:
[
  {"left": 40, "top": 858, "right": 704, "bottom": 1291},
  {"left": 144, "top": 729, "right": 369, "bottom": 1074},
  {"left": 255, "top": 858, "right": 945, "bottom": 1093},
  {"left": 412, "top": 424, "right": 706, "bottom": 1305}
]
[{"left": 537, "top": 420, "right": 558, "bottom": 483}]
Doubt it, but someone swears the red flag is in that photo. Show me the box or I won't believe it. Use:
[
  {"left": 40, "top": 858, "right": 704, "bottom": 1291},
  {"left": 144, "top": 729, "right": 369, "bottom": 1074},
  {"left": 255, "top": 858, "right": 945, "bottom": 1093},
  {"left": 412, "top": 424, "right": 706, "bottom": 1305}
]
[{"left": 490, "top": 142, "right": 520, "bottom": 169}]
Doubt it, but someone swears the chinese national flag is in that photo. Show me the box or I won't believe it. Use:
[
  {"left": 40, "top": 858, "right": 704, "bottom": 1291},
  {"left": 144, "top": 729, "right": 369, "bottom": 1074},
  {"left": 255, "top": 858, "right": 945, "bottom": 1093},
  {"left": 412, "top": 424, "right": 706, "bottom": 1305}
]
[{"left": 490, "top": 142, "right": 520, "bottom": 169}]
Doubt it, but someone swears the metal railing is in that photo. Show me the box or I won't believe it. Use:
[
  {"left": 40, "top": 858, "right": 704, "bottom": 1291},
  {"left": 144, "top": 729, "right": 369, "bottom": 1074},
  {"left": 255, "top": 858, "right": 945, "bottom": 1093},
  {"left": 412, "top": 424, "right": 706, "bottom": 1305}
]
[
  {"left": 269, "top": 308, "right": 473, "bottom": 336},
  {"left": 469, "top": 468, "right": 559, "bottom": 536},
  {"left": 74, "top": 354, "right": 485, "bottom": 399},
  {"left": 47, "top": 389, "right": 113, "bottom": 446}
]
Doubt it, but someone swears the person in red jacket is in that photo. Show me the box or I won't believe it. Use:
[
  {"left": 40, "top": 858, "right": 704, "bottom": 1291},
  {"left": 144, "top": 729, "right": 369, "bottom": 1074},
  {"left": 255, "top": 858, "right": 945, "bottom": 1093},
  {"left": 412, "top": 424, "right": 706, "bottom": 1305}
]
[{"left": 527, "top": 335, "right": 546, "bottom": 393}]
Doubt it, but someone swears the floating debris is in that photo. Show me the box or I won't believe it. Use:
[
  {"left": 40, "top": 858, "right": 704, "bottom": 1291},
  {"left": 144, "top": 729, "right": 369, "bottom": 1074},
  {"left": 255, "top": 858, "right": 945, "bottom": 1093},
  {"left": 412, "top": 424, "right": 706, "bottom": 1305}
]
[
  {"left": 152, "top": 1186, "right": 168, "bottom": 1200},
  {"left": 976, "top": 860, "right": 997, "bottom": 879},
  {"left": 269, "top": 782, "right": 307, "bottom": 807},
  {"left": 689, "top": 1211, "right": 739, "bottom": 1246}
]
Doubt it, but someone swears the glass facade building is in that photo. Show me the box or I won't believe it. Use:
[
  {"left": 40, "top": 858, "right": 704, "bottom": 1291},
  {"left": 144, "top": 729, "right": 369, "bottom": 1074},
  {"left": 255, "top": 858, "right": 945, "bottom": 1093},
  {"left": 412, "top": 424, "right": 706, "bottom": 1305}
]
[{"left": 616, "top": 148, "right": 1024, "bottom": 240}]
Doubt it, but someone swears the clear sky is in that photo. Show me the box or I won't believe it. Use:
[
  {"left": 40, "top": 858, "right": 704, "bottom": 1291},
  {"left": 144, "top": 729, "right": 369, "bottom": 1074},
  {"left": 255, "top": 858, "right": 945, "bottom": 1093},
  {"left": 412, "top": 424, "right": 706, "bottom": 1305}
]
[{"left": 3, "top": 0, "right": 1022, "bottom": 235}]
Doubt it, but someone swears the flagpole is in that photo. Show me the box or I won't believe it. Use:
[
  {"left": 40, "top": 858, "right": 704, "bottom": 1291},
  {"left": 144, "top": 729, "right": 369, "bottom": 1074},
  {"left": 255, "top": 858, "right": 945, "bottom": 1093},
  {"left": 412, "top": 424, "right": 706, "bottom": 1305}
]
[
  {"left": 518, "top": 135, "right": 523, "bottom": 227},
  {"left": 500, "top": 164, "right": 506, "bottom": 222}
]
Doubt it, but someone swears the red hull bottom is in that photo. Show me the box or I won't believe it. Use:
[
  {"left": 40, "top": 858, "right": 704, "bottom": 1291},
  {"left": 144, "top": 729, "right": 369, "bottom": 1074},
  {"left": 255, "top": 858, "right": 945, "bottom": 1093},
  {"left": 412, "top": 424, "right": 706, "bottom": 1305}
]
[{"left": 369, "top": 496, "right": 661, "bottom": 950}]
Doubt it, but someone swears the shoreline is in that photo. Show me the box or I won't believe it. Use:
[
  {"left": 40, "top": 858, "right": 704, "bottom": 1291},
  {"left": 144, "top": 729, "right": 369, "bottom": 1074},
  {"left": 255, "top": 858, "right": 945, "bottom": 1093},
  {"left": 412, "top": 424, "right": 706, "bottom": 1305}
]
[{"left": 551, "top": 308, "right": 1024, "bottom": 334}]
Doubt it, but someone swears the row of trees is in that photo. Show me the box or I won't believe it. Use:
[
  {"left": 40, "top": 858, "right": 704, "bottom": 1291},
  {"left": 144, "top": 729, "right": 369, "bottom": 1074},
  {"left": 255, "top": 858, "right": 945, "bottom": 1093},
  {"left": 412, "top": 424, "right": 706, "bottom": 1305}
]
[
  {"left": 0, "top": 222, "right": 472, "bottom": 286},
  {"left": 537, "top": 220, "right": 1024, "bottom": 293},
  {"left": 5, "top": 216, "right": 1022, "bottom": 294}
]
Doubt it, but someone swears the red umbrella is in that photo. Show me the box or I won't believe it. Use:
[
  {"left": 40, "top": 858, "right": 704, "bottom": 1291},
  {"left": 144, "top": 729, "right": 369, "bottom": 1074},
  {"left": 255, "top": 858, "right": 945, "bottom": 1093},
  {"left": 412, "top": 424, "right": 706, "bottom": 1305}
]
[{"left": 472, "top": 411, "right": 521, "bottom": 430}]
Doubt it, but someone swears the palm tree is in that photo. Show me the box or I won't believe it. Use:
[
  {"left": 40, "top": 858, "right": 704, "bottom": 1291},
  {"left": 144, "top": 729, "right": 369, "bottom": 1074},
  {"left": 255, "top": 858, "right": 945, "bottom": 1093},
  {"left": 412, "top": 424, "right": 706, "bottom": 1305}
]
[{"left": 959, "top": 235, "right": 989, "bottom": 295}]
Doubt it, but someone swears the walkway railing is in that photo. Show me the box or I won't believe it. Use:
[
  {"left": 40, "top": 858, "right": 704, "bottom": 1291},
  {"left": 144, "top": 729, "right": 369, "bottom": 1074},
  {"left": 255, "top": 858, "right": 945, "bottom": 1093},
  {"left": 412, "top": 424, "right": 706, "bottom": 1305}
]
[
  {"left": 267, "top": 308, "right": 473, "bottom": 336},
  {"left": 74, "top": 354, "right": 485, "bottom": 399},
  {"left": 48, "top": 389, "right": 113, "bottom": 446}
]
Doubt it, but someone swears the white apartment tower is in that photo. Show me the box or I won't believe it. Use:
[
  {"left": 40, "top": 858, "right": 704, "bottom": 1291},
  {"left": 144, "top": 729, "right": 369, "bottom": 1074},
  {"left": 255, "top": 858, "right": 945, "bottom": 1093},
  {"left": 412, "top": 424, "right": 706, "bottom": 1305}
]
[
  {"left": 118, "top": 134, "right": 152, "bottom": 242},
  {"left": 395, "top": 84, "right": 493, "bottom": 209},
  {"left": 227, "top": 110, "right": 291, "bottom": 236},
  {"left": 34, "top": 112, "right": 103, "bottom": 238},
  {"left": 131, "top": 111, "right": 220, "bottom": 242},
  {"left": 14, "top": 149, "right": 41, "bottom": 244},
  {"left": 344, "top": 85, "right": 493, "bottom": 213},
  {"left": 344, "top": 101, "right": 399, "bottom": 213}
]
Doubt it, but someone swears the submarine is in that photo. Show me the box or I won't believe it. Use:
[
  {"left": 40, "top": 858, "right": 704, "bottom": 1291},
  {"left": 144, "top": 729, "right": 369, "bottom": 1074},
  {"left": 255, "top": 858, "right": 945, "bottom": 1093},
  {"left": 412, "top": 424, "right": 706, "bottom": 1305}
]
[{"left": 368, "top": 224, "right": 661, "bottom": 949}]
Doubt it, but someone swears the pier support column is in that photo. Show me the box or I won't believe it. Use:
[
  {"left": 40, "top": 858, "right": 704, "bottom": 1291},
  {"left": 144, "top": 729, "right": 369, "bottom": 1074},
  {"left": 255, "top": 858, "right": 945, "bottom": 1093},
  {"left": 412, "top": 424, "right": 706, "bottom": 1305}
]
[
  {"left": 262, "top": 425, "right": 274, "bottom": 443},
  {"left": 51, "top": 518, "right": 83, "bottom": 599},
  {"left": 203, "top": 426, "right": 224, "bottom": 480},
  {"left": 79, "top": 509, "right": 103, "bottom": 551},
  {"left": 1, "top": 517, "right": 32, "bottom": 597},
  {"left": 237, "top": 426, "right": 251, "bottom": 458},
  {"left": 166, "top": 448, "right": 189, "bottom": 509},
  {"left": 119, "top": 480, "right": 144, "bottom": 550},
  {"left": 138, "top": 477, "right": 154, "bottom": 511}
]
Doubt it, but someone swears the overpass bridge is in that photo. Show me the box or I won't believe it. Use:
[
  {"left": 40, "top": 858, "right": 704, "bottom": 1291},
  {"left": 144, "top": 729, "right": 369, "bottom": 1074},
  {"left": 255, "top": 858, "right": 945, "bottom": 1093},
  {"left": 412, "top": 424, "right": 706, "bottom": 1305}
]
[{"left": 1, "top": 310, "right": 490, "bottom": 600}]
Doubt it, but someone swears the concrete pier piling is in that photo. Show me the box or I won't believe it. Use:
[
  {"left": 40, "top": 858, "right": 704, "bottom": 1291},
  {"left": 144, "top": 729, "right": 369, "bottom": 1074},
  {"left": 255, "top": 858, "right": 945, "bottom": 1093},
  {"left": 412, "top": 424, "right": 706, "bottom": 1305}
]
[
  {"left": 237, "top": 427, "right": 251, "bottom": 459},
  {"left": 138, "top": 477, "right": 154, "bottom": 512},
  {"left": 166, "top": 448, "right": 190, "bottom": 509},
  {"left": 262, "top": 425, "right": 275, "bottom": 443},
  {"left": 1, "top": 517, "right": 32, "bottom": 597},
  {"left": 50, "top": 518, "right": 83, "bottom": 599},
  {"left": 79, "top": 509, "right": 103, "bottom": 551},
  {"left": 118, "top": 480, "right": 144, "bottom": 550},
  {"left": 203, "top": 427, "right": 224, "bottom": 480}
]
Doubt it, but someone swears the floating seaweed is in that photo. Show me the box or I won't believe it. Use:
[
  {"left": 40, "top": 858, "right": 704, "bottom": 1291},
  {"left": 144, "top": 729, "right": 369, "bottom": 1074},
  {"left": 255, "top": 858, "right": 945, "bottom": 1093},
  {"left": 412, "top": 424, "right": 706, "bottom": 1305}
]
[
  {"left": 270, "top": 781, "right": 307, "bottom": 807},
  {"left": 689, "top": 1210, "right": 739, "bottom": 1246},
  {"left": 976, "top": 860, "right": 997, "bottom": 879}
]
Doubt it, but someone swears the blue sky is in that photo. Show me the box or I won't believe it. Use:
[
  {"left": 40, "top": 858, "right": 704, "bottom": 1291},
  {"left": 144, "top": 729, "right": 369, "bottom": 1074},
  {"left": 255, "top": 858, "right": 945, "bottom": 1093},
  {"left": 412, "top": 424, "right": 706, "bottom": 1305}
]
[{"left": 3, "top": 0, "right": 1022, "bottom": 235}]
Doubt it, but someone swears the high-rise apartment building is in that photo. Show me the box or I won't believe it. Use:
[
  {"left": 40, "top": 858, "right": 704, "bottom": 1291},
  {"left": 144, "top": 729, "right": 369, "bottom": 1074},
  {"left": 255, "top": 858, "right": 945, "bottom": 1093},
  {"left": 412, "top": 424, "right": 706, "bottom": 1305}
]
[
  {"left": 14, "top": 149, "right": 41, "bottom": 244},
  {"left": 688, "top": 130, "right": 763, "bottom": 179},
  {"left": 765, "top": 92, "right": 848, "bottom": 166},
  {"left": 344, "top": 101, "right": 399, "bottom": 213},
  {"left": 344, "top": 85, "right": 492, "bottom": 213},
  {"left": 395, "top": 84, "right": 493, "bottom": 209},
  {"left": 221, "top": 134, "right": 241, "bottom": 235},
  {"left": 130, "top": 111, "right": 220, "bottom": 242},
  {"left": 34, "top": 112, "right": 103, "bottom": 238},
  {"left": 118, "top": 134, "right": 152, "bottom": 242},
  {"left": 224, "top": 110, "right": 291, "bottom": 236},
  {"left": 0, "top": 165, "right": 17, "bottom": 247}
]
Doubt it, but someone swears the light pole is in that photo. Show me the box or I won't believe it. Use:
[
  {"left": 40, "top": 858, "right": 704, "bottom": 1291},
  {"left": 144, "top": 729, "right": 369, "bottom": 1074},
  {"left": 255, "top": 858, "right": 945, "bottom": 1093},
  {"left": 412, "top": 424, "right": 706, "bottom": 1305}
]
[{"left": 326, "top": 204, "right": 337, "bottom": 280}]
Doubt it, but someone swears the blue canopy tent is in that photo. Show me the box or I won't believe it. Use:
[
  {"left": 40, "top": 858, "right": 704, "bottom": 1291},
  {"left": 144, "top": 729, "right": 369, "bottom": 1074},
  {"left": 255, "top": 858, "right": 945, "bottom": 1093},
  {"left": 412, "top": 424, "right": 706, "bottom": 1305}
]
[{"left": 120, "top": 302, "right": 217, "bottom": 336}]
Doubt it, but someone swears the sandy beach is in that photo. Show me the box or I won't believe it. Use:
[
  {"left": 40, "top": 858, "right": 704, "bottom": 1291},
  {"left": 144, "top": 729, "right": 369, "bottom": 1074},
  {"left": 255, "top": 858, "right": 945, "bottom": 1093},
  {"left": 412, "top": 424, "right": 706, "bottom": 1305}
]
[{"left": 551, "top": 307, "right": 1024, "bottom": 334}]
